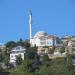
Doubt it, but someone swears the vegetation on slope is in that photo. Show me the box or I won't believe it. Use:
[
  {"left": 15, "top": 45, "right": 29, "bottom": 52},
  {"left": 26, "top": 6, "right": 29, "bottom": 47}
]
[{"left": 0, "top": 39, "right": 75, "bottom": 75}]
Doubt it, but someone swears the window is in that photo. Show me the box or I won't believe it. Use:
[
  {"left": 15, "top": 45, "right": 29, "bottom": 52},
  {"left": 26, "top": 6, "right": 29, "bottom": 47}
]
[
  {"left": 40, "top": 42, "right": 46, "bottom": 45},
  {"left": 11, "top": 55, "right": 14, "bottom": 58},
  {"left": 16, "top": 47, "right": 20, "bottom": 50},
  {"left": 47, "top": 40, "right": 52, "bottom": 45},
  {"left": 72, "top": 48, "right": 75, "bottom": 51}
]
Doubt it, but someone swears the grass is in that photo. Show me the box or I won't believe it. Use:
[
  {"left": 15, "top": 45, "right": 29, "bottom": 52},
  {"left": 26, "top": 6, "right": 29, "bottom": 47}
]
[{"left": 8, "top": 57, "right": 75, "bottom": 75}]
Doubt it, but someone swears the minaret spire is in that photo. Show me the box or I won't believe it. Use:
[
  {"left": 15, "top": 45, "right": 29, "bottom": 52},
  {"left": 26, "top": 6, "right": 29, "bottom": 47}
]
[{"left": 29, "top": 10, "right": 32, "bottom": 39}]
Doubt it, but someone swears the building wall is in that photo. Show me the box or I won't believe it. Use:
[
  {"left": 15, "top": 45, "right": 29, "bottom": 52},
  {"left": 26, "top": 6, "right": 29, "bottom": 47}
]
[
  {"left": 46, "top": 38, "right": 53, "bottom": 46},
  {"left": 10, "top": 53, "right": 24, "bottom": 63},
  {"left": 10, "top": 46, "right": 25, "bottom": 63},
  {"left": 30, "top": 36, "right": 61, "bottom": 47}
]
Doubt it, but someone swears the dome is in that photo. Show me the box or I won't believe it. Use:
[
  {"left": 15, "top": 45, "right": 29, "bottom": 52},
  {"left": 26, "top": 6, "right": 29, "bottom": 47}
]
[{"left": 34, "top": 31, "right": 47, "bottom": 38}]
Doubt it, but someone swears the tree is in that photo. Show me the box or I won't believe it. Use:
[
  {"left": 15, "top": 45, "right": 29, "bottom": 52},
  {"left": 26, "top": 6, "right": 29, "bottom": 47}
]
[
  {"left": 60, "top": 46, "right": 65, "bottom": 53},
  {"left": 16, "top": 55, "right": 23, "bottom": 65},
  {"left": 49, "top": 48, "right": 54, "bottom": 54},
  {"left": 24, "top": 40, "right": 30, "bottom": 49},
  {"left": 26, "top": 46, "right": 38, "bottom": 60},
  {"left": 24, "top": 46, "right": 40, "bottom": 74},
  {"left": 16, "top": 38, "right": 24, "bottom": 46},
  {"left": 66, "top": 54, "right": 72, "bottom": 71},
  {"left": 5, "top": 41, "right": 16, "bottom": 48},
  {"left": 5, "top": 41, "right": 16, "bottom": 67},
  {"left": 0, "top": 51, "right": 5, "bottom": 62},
  {"left": 0, "top": 65, "right": 4, "bottom": 72},
  {"left": 42, "top": 54, "right": 49, "bottom": 61},
  {"left": 5, "top": 41, "right": 16, "bottom": 53}
]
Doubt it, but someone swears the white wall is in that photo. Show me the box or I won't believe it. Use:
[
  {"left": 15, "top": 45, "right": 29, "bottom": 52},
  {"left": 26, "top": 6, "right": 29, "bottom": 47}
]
[{"left": 10, "top": 53, "right": 24, "bottom": 63}]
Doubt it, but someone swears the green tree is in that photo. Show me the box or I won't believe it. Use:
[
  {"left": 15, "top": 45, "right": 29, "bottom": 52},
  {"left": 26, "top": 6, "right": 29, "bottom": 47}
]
[
  {"left": 5, "top": 41, "right": 16, "bottom": 67},
  {"left": 42, "top": 55, "right": 49, "bottom": 61},
  {"left": 0, "top": 65, "right": 4, "bottom": 72},
  {"left": 24, "top": 46, "right": 40, "bottom": 74},
  {"left": 5, "top": 41, "right": 16, "bottom": 54},
  {"left": 16, "top": 38, "right": 24, "bottom": 46},
  {"left": 24, "top": 40, "right": 30, "bottom": 49},
  {"left": 5, "top": 41, "right": 16, "bottom": 49},
  {"left": 16, "top": 55, "right": 23, "bottom": 65},
  {"left": 0, "top": 51, "right": 5, "bottom": 62},
  {"left": 66, "top": 54, "right": 72, "bottom": 71},
  {"left": 60, "top": 46, "right": 65, "bottom": 53},
  {"left": 26, "top": 46, "right": 38, "bottom": 60},
  {"left": 49, "top": 48, "right": 54, "bottom": 54}
]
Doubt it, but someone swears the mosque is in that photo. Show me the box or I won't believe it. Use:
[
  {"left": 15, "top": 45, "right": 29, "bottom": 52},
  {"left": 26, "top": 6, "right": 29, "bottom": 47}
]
[
  {"left": 29, "top": 11, "right": 61, "bottom": 48},
  {"left": 28, "top": 11, "right": 62, "bottom": 55}
]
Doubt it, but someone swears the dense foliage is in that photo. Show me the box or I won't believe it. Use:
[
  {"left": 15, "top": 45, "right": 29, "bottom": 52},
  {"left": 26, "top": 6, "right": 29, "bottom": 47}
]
[{"left": 0, "top": 39, "right": 75, "bottom": 75}]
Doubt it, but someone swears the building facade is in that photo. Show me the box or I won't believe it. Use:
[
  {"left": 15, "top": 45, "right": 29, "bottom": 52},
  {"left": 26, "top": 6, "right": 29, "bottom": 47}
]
[
  {"left": 10, "top": 46, "right": 26, "bottom": 63},
  {"left": 30, "top": 31, "right": 61, "bottom": 55},
  {"left": 30, "top": 31, "right": 61, "bottom": 47},
  {"left": 29, "top": 11, "right": 61, "bottom": 55},
  {"left": 67, "top": 37, "right": 75, "bottom": 65}
]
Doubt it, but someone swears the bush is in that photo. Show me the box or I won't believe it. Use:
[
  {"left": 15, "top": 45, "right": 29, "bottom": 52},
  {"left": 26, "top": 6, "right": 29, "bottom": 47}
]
[{"left": 16, "top": 55, "right": 23, "bottom": 65}]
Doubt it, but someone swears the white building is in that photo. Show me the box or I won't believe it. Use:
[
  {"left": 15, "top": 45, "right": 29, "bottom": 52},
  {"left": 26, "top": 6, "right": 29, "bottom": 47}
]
[
  {"left": 28, "top": 11, "right": 61, "bottom": 55},
  {"left": 30, "top": 31, "right": 61, "bottom": 47},
  {"left": 29, "top": 11, "right": 61, "bottom": 48},
  {"left": 10, "top": 46, "right": 26, "bottom": 63}
]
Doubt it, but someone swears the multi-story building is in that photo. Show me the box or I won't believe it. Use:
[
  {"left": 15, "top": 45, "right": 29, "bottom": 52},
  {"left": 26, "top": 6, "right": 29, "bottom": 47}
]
[
  {"left": 67, "top": 37, "right": 75, "bottom": 54},
  {"left": 61, "top": 36, "right": 71, "bottom": 47},
  {"left": 67, "top": 37, "right": 75, "bottom": 65},
  {"left": 30, "top": 31, "right": 61, "bottom": 48},
  {"left": 30, "top": 31, "right": 61, "bottom": 55},
  {"left": 28, "top": 11, "right": 61, "bottom": 55},
  {"left": 10, "top": 46, "right": 26, "bottom": 63}
]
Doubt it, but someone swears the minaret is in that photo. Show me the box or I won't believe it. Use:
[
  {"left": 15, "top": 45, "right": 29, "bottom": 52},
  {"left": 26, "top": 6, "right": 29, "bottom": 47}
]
[{"left": 29, "top": 10, "right": 32, "bottom": 39}]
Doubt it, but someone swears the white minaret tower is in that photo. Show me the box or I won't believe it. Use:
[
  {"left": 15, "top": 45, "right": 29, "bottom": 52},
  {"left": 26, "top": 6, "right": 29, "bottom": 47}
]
[{"left": 29, "top": 10, "right": 32, "bottom": 39}]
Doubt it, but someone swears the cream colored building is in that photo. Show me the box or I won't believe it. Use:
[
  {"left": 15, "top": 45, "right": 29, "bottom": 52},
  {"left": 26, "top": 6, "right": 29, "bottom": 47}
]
[
  {"left": 61, "top": 36, "right": 71, "bottom": 47},
  {"left": 29, "top": 11, "right": 61, "bottom": 55},
  {"left": 30, "top": 31, "right": 61, "bottom": 47},
  {"left": 30, "top": 31, "right": 61, "bottom": 55},
  {"left": 67, "top": 37, "right": 75, "bottom": 65},
  {"left": 67, "top": 37, "right": 75, "bottom": 54}
]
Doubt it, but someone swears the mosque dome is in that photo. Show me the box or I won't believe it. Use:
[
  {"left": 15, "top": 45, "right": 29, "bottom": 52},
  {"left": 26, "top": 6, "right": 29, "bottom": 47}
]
[{"left": 34, "top": 31, "right": 47, "bottom": 38}]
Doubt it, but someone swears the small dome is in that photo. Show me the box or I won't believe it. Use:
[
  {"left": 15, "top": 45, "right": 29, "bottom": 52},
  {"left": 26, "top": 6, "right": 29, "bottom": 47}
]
[{"left": 34, "top": 31, "right": 47, "bottom": 38}]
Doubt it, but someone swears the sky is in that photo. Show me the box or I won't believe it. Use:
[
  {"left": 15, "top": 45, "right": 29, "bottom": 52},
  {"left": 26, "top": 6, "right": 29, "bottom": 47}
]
[{"left": 0, "top": 0, "right": 75, "bottom": 43}]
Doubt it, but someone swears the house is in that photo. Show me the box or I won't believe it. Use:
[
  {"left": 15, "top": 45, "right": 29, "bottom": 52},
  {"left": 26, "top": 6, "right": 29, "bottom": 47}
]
[
  {"left": 61, "top": 36, "right": 71, "bottom": 47},
  {"left": 67, "top": 37, "right": 75, "bottom": 54},
  {"left": 67, "top": 37, "right": 75, "bottom": 66},
  {"left": 10, "top": 46, "right": 26, "bottom": 63}
]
